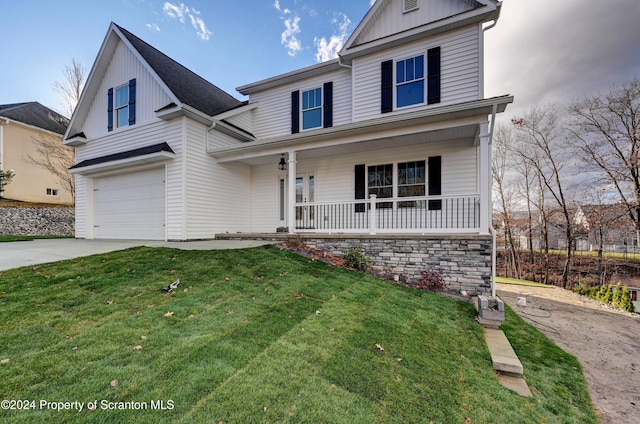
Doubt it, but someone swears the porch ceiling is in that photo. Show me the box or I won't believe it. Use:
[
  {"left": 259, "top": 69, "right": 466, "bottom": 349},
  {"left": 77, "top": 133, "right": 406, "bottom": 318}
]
[{"left": 228, "top": 124, "right": 480, "bottom": 166}]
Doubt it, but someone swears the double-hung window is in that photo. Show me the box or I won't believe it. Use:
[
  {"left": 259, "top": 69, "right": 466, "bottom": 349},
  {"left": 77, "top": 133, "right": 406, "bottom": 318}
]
[
  {"left": 368, "top": 164, "right": 393, "bottom": 208},
  {"left": 396, "top": 55, "right": 424, "bottom": 108},
  {"left": 115, "top": 85, "right": 130, "bottom": 128},
  {"left": 398, "top": 160, "right": 426, "bottom": 207},
  {"left": 107, "top": 78, "right": 136, "bottom": 132},
  {"left": 301, "top": 87, "right": 322, "bottom": 130}
]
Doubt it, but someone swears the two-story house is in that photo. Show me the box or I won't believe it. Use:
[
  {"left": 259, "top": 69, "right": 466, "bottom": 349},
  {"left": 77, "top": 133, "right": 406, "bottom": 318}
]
[
  {"left": 65, "top": 0, "right": 512, "bottom": 294},
  {"left": 0, "top": 102, "right": 73, "bottom": 204}
]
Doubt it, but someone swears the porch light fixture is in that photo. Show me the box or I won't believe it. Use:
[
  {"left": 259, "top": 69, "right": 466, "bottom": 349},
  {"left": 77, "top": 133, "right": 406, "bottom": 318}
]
[{"left": 278, "top": 154, "right": 287, "bottom": 171}]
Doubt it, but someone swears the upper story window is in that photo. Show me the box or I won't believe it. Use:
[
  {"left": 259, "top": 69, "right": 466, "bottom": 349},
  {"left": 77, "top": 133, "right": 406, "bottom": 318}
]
[
  {"left": 107, "top": 78, "right": 136, "bottom": 132},
  {"left": 291, "top": 82, "right": 333, "bottom": 134},
  {"left": 396, "top": 55, "right": 424, "bottom": 108},
  {"left": 381, "top": 47, "right": 440, "bottom": 114},
  {"left": 302, "top": 87, "right": 322, "bottom": 130},
  {"left": 115, "top": 85, "right": 130, "bottom": 128}
]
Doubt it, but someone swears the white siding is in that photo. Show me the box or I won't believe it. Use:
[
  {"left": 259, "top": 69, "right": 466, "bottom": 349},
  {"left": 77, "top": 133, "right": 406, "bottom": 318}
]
[
  {"left": 81, "top": 40, "right": 172, "bottom": 140},
  {"left": 354, "top": 0, "right": 476, "bottom": 47},
  {"left": 184, "top": 119, "right": 251, "bottom": 238},
  {"left": 249, "top": 140, "right": 476, "bottom": 232},
  {"left": 249, "top": 68, "right": 352, "bottom": 139},
  {"left": 74, "top": 176, "right": 87, "bottom": 238},
  {"left": 353, "top": 26, "right": 480, "bottom": 122},
  {"left": 225, "top": 110, "right": 253, "bottom": 134}
]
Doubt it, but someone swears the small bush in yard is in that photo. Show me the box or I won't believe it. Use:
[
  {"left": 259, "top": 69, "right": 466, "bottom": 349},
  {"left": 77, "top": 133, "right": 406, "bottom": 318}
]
[
  {"left": 419, "top": 266, "right": 447, "bottom": 291},
  {"left": 342, "top": 246, "right": 371, "bottom": 271}
]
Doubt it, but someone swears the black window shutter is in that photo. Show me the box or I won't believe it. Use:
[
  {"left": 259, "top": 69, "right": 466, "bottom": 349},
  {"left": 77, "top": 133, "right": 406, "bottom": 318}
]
[
  {"left": 107, "top": 88, "right": 114, "bottom": 132},
  {"left": 291, "top": 90, "right": 300, "bottom": 134},
  {"left": 323, "top": 82, "right": 333, "bottom": 128},
  {"left": 428, "top": 156, "right": 442, "bottom": 210},
  {"left": 427, "top": 47, "right": 441, "bottom": 105},
  {"left": 355, "top": 164, "right": 366, "bottom": 212},
  {"left": 128, "top": 78, "right": 136, "bottom": 125},
  {"left": 381, "top": 60, "right": 393, "bottom": 113}
]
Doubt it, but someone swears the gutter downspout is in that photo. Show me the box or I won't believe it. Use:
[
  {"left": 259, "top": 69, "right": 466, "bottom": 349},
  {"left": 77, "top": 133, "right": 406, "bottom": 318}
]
[
  {"left": 488, "top": 103, "right": 497, "bottom": 297},
  {"left": 484, "top": 16, "right": 499, "bottom": 298}
]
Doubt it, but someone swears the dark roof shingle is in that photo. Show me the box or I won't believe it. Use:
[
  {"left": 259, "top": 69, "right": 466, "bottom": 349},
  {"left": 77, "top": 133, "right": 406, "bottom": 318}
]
[
  {"left": 114, "top": 23, "right": 242, "bottom": 117},
  {"left": 0, "top": 102, "right": 68, "bottom": 135}
]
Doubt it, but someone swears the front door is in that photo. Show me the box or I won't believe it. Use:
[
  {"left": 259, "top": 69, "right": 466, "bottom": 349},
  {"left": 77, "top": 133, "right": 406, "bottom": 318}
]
[{"left": 296, "top": 173, "right": 315, "bottom": 228}]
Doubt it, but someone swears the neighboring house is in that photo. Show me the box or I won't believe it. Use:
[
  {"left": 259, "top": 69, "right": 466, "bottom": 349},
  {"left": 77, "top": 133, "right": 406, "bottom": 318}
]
[
  {"left": 0, "top": 102, "right": 73, "bottom": 204},
  {"left": 574, "top": 204, "right": 637, "bottom": 252},
  {"left": 64, "top": 0, "right": 512, "bottom": 293}
]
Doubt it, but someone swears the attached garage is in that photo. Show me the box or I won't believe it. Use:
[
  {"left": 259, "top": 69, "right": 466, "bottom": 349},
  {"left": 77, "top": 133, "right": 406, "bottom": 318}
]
[{"left": 93, "top": 167, "right": 166, "bottom": 240}]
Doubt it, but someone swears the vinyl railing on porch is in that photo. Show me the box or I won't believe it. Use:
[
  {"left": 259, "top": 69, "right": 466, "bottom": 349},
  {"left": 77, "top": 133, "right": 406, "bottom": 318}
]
[{"left": 294, "top": 194, "right": 481, "bottom": 234}]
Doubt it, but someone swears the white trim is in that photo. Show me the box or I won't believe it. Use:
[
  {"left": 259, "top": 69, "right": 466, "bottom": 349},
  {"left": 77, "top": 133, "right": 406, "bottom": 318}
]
[{"left": 69, "top": 151, "right": 174, "bottom": 175}]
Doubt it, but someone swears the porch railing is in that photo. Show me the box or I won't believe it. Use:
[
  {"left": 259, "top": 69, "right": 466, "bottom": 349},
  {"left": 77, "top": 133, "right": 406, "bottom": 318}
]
[{"left": 294, "top": 194, "right": 480, "bottom": 234}]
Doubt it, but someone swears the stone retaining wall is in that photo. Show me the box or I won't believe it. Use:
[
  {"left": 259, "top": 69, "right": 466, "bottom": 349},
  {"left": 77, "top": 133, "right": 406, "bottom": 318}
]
[
  {"left": 217, "top": 233, "right": 492, "bottom": 294},
  {"left": 0, "top": 205, "right": 75, "bottom": 236}
]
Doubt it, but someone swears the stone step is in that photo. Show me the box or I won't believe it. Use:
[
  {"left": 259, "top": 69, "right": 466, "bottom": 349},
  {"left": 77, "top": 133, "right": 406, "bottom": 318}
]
[{"left": 484, "top": 328, "right": 524, "bottom": 375}]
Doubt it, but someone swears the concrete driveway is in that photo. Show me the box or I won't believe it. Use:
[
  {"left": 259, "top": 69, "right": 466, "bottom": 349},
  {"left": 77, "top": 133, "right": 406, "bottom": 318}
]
[{"left": 0, "top": 238, "right": 272, "bottom": 271}]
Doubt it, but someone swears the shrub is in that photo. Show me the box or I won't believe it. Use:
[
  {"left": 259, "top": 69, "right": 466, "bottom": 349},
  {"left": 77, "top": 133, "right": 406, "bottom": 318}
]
[
  {"left": 342, "top": 246, "right": 371, "bottom": 272},
  {"left": 612, "top": 283, "right": 623, "bottom": 309},
  {"left": 419, "top": 266, "right": 447, "bottom": 291},
  {"left": 618, "top": 286, "right": 636, "bottom": 313}
]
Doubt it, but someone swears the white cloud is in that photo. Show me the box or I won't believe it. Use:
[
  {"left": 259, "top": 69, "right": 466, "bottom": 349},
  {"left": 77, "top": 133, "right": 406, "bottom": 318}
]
[
  {"left": 146, "top": 23, "right": 160, "bottom": 31},
  {"left": 314, "top": 13, "right": 351, "bottom": 62},
  {"left": 163, "top": 2, "right": 187, "bottom": 22},
  {"left": 282, "top": 15, "right": 303, "bottom": 56},
  {"left": 162, "top": 2, "right": 211, "bottom": 40}
]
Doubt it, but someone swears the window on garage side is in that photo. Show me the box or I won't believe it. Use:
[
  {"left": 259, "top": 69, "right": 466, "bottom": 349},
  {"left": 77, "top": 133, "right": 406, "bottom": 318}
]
[{"left": 115, "top": 85, "right": 129, "bottom": 128}]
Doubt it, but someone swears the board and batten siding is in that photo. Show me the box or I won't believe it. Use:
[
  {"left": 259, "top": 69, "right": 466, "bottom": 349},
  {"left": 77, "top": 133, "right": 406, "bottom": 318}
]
[
  {"left": 353, "top": 0, "right": 477, "bottom": 47},
  {"left": 81, "top": 39, "right": 173, "bottom": 140},
  {"left": 183, "top": 119, "right": 251, "bottom": 239},
  {"left": 352, "top": 26, "right": 480, "bottom": 122},
  {"left": 248, "top": 68, "right": 352, "bottom": 140},
  {"left": 248, "top": 140, "right": 476, "bottom": 233}
]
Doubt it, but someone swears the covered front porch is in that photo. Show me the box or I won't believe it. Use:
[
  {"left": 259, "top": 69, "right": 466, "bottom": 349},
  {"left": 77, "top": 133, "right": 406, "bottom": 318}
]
[{"left": 208, "top": 97, "right": 512, "bottom": 236}]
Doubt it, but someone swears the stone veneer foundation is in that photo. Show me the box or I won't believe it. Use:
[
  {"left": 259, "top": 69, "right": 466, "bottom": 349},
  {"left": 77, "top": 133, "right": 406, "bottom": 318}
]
[{"left": 216, "top": 233, "right": 492, "bottom": 295}]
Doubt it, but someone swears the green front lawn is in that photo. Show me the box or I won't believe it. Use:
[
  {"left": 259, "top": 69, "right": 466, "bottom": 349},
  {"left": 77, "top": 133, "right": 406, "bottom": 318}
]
[{"left": 0, "top": 246, "right": 596, "bottom": 423}]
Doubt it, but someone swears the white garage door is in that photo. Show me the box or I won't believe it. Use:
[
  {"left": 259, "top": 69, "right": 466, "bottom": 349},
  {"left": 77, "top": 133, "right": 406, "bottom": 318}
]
[{"left": 93, "top": 168, "right": 166, "bottom": 240}]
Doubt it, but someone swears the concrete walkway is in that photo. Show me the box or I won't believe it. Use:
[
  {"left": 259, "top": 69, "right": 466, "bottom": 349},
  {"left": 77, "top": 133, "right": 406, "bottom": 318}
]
[{"left": 0, "top": 239, "right": 272, "bottom": 271}]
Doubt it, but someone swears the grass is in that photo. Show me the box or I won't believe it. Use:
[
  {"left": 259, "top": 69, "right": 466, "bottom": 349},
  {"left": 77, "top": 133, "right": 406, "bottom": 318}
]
[
  {"left": 0, "top": 235, "right": 72, "bottom": 243},
  {"left": 0, "top": 245, "right": 597, "bottom": 423},
  {"left": 496, "top": 276, "right": 551, "bottom": 288}
]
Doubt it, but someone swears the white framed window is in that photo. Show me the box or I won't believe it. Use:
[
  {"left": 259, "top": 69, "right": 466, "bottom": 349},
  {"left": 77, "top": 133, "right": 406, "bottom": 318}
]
[
  {"left": 115, "top": 84, "right": 129, "bottom": 128},
  {"left": 46, "top": 188, "right": 59, "bottom": 196},
  {"left": 301, "top": 87, "right": 322, "bottom": 130},
  {"left": 396, "top": 55, "right": 425, "bottom": 108}
]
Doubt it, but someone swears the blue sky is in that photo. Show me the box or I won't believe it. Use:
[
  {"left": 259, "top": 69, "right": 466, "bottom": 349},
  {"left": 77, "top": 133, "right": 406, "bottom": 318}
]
[{"left": 1, "top": 0, "right": 639, "bottom": 119}]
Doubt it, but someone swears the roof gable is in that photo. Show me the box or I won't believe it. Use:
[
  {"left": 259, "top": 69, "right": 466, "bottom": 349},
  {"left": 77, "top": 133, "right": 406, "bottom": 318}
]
[
  {"left": 0, "top": 102, "right": 68, "bottom": 135},
  {"left": 65, "top": 22, "right": 241, "bottom": 140},
  {"left": 341, "top": 0, "right": 498, "bottom": 59}
]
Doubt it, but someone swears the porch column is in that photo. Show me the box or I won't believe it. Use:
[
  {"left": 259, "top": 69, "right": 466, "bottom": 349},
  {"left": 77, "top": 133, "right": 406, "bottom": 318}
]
[
  {"left": 287, "top": 151, "right": 297, "bottom": 234},
  {"left": 479, "top": 122, "right": 491, "bottom": 235}
]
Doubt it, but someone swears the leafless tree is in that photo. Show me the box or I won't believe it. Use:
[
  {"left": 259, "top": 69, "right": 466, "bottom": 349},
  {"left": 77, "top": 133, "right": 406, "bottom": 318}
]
[
  {"left": 24, "top": 117, "right": 75, "bottom": 203},
  {"left": 568, "top": 76, "right": 640, "bottom": 248},
  {"left": 512, "top": 105, "right": 574, "bottom": 287},
  {"left": 51, "top": 58, "right": 86, "bottom": 118},
  {"left": 492, "top": 124, "right": 521, "bottom": 278},
  {"left": 24, "top": 59, "right": 86, "bottom": 204}
]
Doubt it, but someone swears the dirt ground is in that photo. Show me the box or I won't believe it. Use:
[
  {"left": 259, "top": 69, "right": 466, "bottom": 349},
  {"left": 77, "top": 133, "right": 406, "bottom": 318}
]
[{"left": 496, "top": 283, "right": 640, "bottom": 424}]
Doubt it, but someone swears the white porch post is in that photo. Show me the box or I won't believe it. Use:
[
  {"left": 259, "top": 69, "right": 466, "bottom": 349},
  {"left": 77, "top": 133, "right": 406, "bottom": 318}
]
[
  {"left": 369, "top": 194, "right": 377, "bottom": 235},
  {"left": 287, "top": 151, "right": 297, "bottom": 234},
  {"left": 479, "top": 122, "right": 491, "bottom": 235}
]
